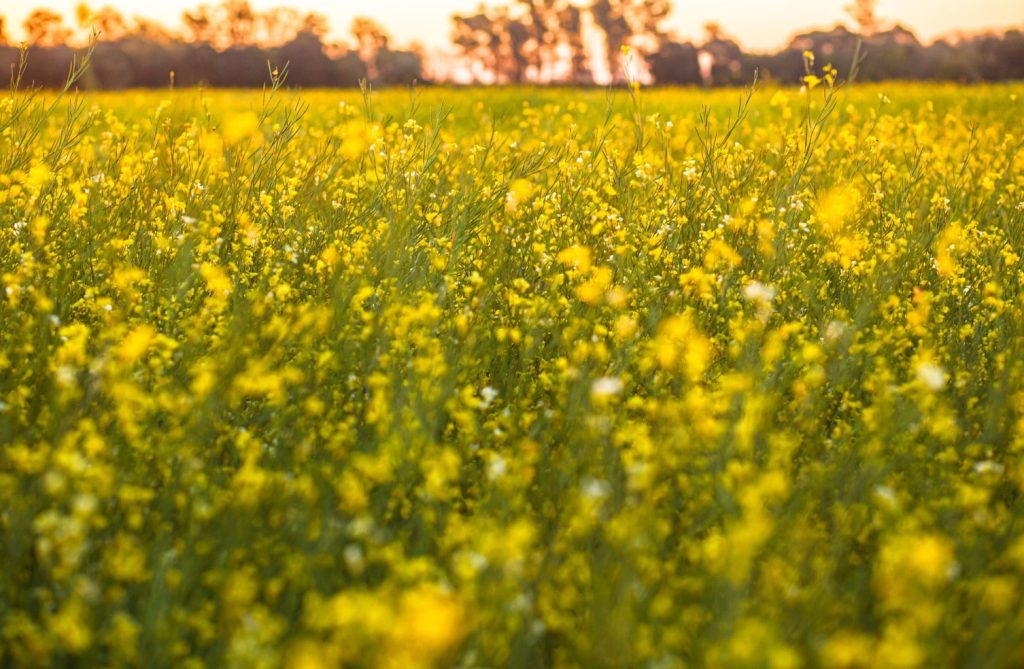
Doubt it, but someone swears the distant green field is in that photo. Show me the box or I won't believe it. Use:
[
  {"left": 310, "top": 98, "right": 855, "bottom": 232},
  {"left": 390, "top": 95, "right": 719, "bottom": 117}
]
[{"left": 3, "top": 81, "right": 1024, "bottom": 668}]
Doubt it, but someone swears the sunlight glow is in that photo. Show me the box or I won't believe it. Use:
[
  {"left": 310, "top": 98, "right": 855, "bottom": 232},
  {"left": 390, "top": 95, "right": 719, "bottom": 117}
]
[{"left": 1, "top": 0, "right": 1021, "bottom": 52}]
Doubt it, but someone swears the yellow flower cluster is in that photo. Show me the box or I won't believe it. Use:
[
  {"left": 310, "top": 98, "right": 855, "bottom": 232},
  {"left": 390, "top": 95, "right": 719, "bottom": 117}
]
[{"left": 2, "top": 78, "right": 1024, "bottom": 668}]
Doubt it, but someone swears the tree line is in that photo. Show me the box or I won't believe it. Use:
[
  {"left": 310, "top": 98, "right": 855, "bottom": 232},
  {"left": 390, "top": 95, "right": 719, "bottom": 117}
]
[
  {"left": 1, "top": 0, "right": 1022, "bottom": 89},
  {"left": 0, "top": 2, "right": 421, "bottom": 89}
]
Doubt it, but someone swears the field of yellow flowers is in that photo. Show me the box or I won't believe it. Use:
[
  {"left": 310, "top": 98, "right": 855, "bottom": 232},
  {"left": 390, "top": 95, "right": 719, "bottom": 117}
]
[{"left": 2, "top": 61, "right": 1024, "bottom": 668}]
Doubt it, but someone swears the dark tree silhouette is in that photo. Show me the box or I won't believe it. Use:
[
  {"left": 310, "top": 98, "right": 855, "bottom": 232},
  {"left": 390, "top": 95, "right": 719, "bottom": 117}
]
[
  {"left": 452, "top": 8, "right": 533, "bottom": 83},
  {"left": 647, "top": 40, "right": 701, "bottom": 85},
  {"left": 846, "top": 0, "right": 880, "bottom": 37},
  {"left": 258, "top": 8, "right": 327, "bottom": 46},
  {"left": 182, "top": 7, "right": 215, "bottom": 45},
  {"left": 2, "top": 0, "right": 1024, "bottom": 90},
  {"left": 452, "top": 0, "right": 598, "bottom": 84},
  {"left": 131, "top": 18, "right": 175, "bottom": 44},
  {"left": 377, "top": 46, "right": 423, "bottom": 85},
  {"left": 451, "top": 12, "right": 494, "bottom": 82},
  {"left": 518, "top": 0, "right": 547, "bottom": 78},
  {"left": 700, "top": 23, "right": 745, "bottom": 86},
  {"left": 24, "top": 10, "right": 73, "bottom": 47},
  {"left": 560, "top": 5, "right": 591, "bottom": 83},
  {"left": 224, "top": 1, "right": 256, "bottom": 48},
  {"left": 76, "top": 4, "right": 130, "bottom": 41},
  {"left": 89, "top": 41, "right": 132, "bottom": 87},
  {"left": 590, "top": 0, "right": 670, "bottom": 81},
  {"left": 347, "top": 17, "right": 423, "bottom": 85},
  {"left": 334, "top": 50, "right": 368, "bottom": 87},
  {"left": 182, "top": 1, "right": 257, "bottom": 50},
  {"left": 182, "top": 1, "right": 325, "bottom": 49},
  {"left": 591, "top": 0, "right": 631, "bottom": 80},
  {"left": 351, "top": 17, "right": 389, "bottom": 80},
  {"left": 274, "top": 31, "right": 335, "bottom": 87},
  {"left": 629, "top": 0, "right": 672, "bottom": 56}
]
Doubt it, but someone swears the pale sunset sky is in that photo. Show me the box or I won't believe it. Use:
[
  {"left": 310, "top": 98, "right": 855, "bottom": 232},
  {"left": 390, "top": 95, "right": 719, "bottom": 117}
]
[{"left": 1, "top": 0, "right": 1021, "bottom": 52}]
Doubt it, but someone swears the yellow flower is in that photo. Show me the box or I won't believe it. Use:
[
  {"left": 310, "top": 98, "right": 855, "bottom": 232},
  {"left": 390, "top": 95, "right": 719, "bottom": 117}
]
[
  {"left": 104, "top": 533, "right": 151, "bottom": 582},
  {"left": 222, "top": 111, "right": 263, "bottom": 147},
  {"left": 705, "top": 239, "right": 742, "bottom": 270},
  {"left": 576, "top": 265, "right": 613, "bottom": 305},
  {"left": 24, "top": 162, "right": 53, "bottom": 194},
  {"left": 934, "top": 221, "right": 966, "bottom": 277},
  {"left": 803, "top": 74, "right": 822, "bottom": 90},
  {"left": 199, "top": 262, "right": 232, "bottom": 297},
  {"left": 285, "top": 640, "right": 330, "bottom": 669},
  {"left": 200, "top": 130, "right": 225, "bottom": 164},
  {"left": 820, "top": 631, "right": 875, "bottom": 669},
  {"left": 118, "top": 325, "right": 156, "bottom": 364},
  {"left": 823, "top": 63, "right": 839, "bottom": 86},
  {"left": 903, "top": 534, "right": 955, "bottom": 584},
  {"left": 334, "top": 119, "right": 381, "bottom": 159},
  {"left": 386, "top": 585, "right": 466, "bottom": 668},
  {"left": 876, "top": 531, "right": 956, "bottom": 605},
  {"left": 816, "top": 186, "right": 862, "bottom": 235},
  {"left": 557, "top": 245, "right": 592, "bottom": 272},
  {"left": 49, "top": 599, "right": 92, "bottom": 653},
  {"left": 506, "top": 178, "right": 534, "bottom": 211},
  {"left": 651, "top": 313, "right": 713, "bottom": 380}
]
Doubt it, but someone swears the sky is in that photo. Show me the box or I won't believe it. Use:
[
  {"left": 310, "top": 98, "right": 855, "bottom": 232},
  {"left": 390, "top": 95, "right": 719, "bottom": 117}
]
[{"left": 1, "top": 0, "right": 1022, "bottom": 52}]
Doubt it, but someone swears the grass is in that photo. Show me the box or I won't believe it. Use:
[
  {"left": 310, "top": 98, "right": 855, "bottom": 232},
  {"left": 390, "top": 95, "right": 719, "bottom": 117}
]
[{"left": 2, "top": 70, "right": 1024, "bottom": 668}]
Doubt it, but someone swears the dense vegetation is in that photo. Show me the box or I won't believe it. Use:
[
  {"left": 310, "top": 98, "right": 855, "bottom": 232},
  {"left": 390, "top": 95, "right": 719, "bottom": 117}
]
[{"left": 2, "top": 60, "right": 1024, "bottom": 667}]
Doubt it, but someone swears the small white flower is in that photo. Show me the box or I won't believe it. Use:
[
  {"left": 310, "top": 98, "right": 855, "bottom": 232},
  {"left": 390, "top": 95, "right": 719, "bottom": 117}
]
[
  {"left": 342, "top": 544, "right": 364, "bottom": 569},
  {"left": 916, "top": 362, "right": 947, "bottom": 391},
  {"left": 466, "top": 551, "right": 488, "bottom": 571},
  {"left": 824, "top": 320, "right": 847, "bottom": 342},
  {"left": 71, "top": 493, "right": 98, "bottom": 516},
  {"left": 56, "top": 365, "right": 76, "bottom": 386},
  {"left": 742, "top": 281, "right": 776, "bottom": 303},
  {"left": 488, "top": 456, "right": 507, "bottom": 480},
  {"left": 480, "top": 386, "right": 499, "bottom": 408},
  {"left": 873, "top": 484, "right": 897, "bottom": 505},
  {"left": 973, "top": 460, "right": 1004, "bottom": 475},
  {"left": 581, "top": 478, "right": 610, "bottom": 500},
  {"left": 590, "top": 376, "right": 623, "bottom": 400}
]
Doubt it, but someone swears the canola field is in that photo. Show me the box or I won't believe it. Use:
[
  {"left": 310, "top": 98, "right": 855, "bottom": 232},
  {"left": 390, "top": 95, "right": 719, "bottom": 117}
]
[{"left": 2, "top": 75, "right": 1024, "bottom": 668}]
